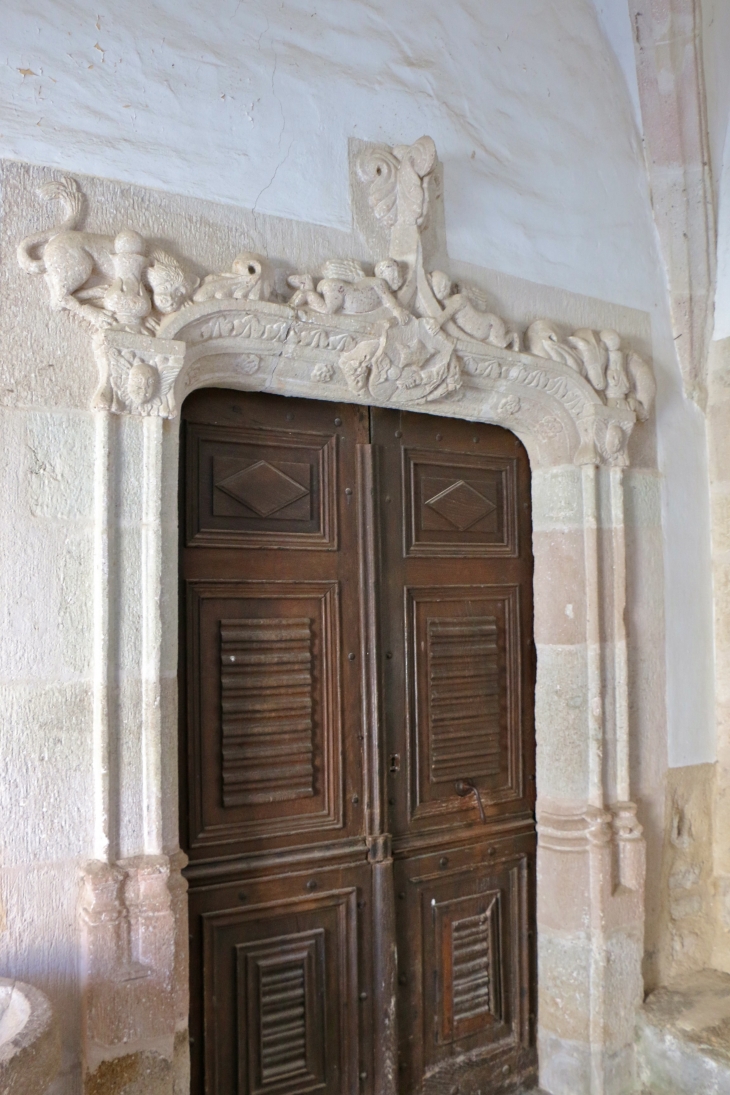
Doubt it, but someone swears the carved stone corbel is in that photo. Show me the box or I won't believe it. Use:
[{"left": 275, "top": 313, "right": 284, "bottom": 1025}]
[{"left": 93, "top": 330, "right": 186, "bottom": 418}]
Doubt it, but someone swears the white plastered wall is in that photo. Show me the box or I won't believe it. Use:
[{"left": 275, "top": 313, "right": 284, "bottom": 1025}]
[{"left": 0, "top": 0, "right": 718, "bottom": 1088}]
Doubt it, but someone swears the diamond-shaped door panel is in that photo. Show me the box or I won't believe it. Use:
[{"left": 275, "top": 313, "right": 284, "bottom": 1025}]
[
  {"left": 424, "top": 479, "right": 496, "bottom": 531},
  {"left": 215, "top": 460, "right": 310, "bottom": 518},
  {"left": 404, "top": 450, "right": 518, "bottom": 557},
  {"left": 185, "top": 423, "right": 337, "bottom": 548}
]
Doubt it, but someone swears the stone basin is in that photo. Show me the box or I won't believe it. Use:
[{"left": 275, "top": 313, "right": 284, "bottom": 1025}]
[{"left": 0, "top": 978, "right": 60, "bottom": 1094}]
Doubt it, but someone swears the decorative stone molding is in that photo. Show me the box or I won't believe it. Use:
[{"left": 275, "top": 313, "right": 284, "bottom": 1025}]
[{"left": 18, "top": 136, "right": 655, "bottom": 468}]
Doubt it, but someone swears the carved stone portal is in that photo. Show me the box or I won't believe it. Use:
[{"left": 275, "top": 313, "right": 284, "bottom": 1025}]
[
  {"left": 17, "top": 135, "right": 655, "bottom": 468},
  {"left": 16, "top": 138, "right": 650, "bottom": 1095}
]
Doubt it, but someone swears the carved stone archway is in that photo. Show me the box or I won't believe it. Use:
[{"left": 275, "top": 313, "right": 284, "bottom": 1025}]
[{"left": 18, "top": 137, "right": 651, "bottom": 1095}]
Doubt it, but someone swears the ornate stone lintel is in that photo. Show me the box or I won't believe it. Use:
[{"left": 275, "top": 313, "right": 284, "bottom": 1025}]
[{"left": 17, "top": 135, "right": 656, "bottom": 465}]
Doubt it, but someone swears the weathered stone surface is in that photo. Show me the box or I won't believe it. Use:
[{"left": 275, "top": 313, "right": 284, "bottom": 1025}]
[
  {"left": 637, "top": 969, "right": 730, "bottom": 1094},
  {"left": 85, "top": 1051, "right": 171, "bottom": 1095}
]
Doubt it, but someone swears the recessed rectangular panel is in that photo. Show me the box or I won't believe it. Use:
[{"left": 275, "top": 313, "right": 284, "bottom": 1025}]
[
  {"left": 404, "top": 448, "right": 518, "bottom": 557},
  {"left": 186, "top": 423, "right": 337, "bottom": 548},
  {"left": 407, "top": 586, "right": 522, "bottom": 825},
  {"left": 186, "top": 580, "right": 342, "bottom": 853},
  {"left": 201, "top": 888, "right": 358, "bottom": 1095},
  {"left": 393, "top": 843, "right": 534, "bottom": 1091},
  {"left": 240, "top": 932, "right": 325, "bottom": 1095},
  {"left": 439, "top": 893, "right": 501, "bottom": 1043}
]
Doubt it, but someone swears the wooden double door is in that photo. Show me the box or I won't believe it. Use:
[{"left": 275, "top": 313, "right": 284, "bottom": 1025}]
[{"left": 180, "top": 390, "right": 537, "bottom": 1095}]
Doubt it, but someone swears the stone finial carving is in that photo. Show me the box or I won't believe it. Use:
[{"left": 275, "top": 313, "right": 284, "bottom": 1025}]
[
  {"left": 356, "top": 135, "right": 437, "bottom": 232},
  {"left": 17, "top": 136, "right": 656, "bottom": 463}
]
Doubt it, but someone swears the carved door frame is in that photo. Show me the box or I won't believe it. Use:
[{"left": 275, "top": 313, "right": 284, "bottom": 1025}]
[{"left": 19, "top": 137, "right": 648, "bottom": 1095}]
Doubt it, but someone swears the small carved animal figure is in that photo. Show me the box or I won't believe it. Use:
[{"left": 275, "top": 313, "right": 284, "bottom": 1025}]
[
  {"left": 627, "top": 351, "right": 656, "bottom": 421},
  {"left": 338, "top": 322, "right": 392, "bottom": 395},
  {"left": 525, "top": 320, "right": 584, "bottom": 370},
  {"left": 17, "top": 176, "right": 194, "bottom": 329},
  {"left": 288, "top": 258, "right": 409, "bottom": 323},
  {"left": 566, "top": 328, "right": 608, "bottom": 390},
  {"left": 99, "top": 229, "right": 153, "bottom": 331},
  {"left": 601, "top": 329, "right": 631, "bottom": 404},
  {"left": 427, "top": 270, "right": 519, "bottom": 350},
  {"left": 193, "top": 252, "right": 271, "bottom": 303}
]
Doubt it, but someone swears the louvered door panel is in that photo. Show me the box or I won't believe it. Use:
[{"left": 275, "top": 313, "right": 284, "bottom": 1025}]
[
  {"left": 393, "top": 838, "right": 535, "bottom": 1093},
  {"left": 406, "top": 585, "right": 522, "bottom": 825},
  {"left": 427, "top": 615, "right": 500, "bottom": 783},
  {"left": 220, "top": 617, "right": 315, "bottom": 806},
  {"left": 186, "top": 580, "right": 342, "bottom": 853},
  {"left": 190, "top": 863, "right": 367, "bottom": 1095}
]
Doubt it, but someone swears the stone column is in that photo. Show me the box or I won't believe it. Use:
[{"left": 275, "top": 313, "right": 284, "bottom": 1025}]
[
  {"left": 533, "top": 465, "right": 645, "bottom": 1095},
  {"left": 79, "top": 404, "right": 189, "bottom": 1094}
]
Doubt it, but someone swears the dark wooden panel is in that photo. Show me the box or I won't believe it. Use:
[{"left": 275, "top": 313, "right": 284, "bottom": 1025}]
[
  {"left": 427, "top": 614, "right": 500, "bottom": 783},
  {"left": 240, "top": 930, "right": 324, "bottom": 1092},
  {"left": 403, "top": 447, "right": 518, "bottom": 557},
  {"left": 406, "top": 585, "right": 523, "bottom": 827},
  {"left": 181, "top": 392, "right": 536, "bottom": 1095},
  {"left": 440, "top": 891, "right": 502, "bottom": 1042},
  {"left": 372, "top": 408, "right": 535, "bottom": 844},
  {"left": 372, "top": 408, "right": 536, "bottom": 1093},
  {"left": 181, "top": 391, "right": 373, "bottom": 1095},
  {"left": 393, "top": 838, "right": 536, "bottom": 1094},
  {"left": 186, "top": 423, "right": 337, "bottom": 548},
  {"left": 186, "top": 580, "right": 343, "bottom": 853},
  {"left": 195, "top": 879, "right": 362, "bottom": 1095}
]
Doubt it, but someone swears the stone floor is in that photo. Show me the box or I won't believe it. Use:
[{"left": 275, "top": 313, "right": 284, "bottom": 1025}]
[{"left": 637, "top": 967, "right": 730, "bottom": 1094}]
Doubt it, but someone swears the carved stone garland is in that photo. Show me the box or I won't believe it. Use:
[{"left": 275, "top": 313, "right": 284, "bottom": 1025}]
[{"left": 17, "top": 135, "right": 655, "bottom": 466}]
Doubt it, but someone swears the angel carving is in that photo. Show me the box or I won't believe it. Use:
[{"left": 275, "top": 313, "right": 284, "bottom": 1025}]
[
  {"left": 287, "top": 258, "right": 409, "bottom": 323},
  {"left": 193, "top": 252, "right": 271, "bottom": 303},
  {"left": 99, "top": 348, "right": 181, "bottom": 417},
  {"left": 426, "top": 271, "right": 520, "bottom": 350}
]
